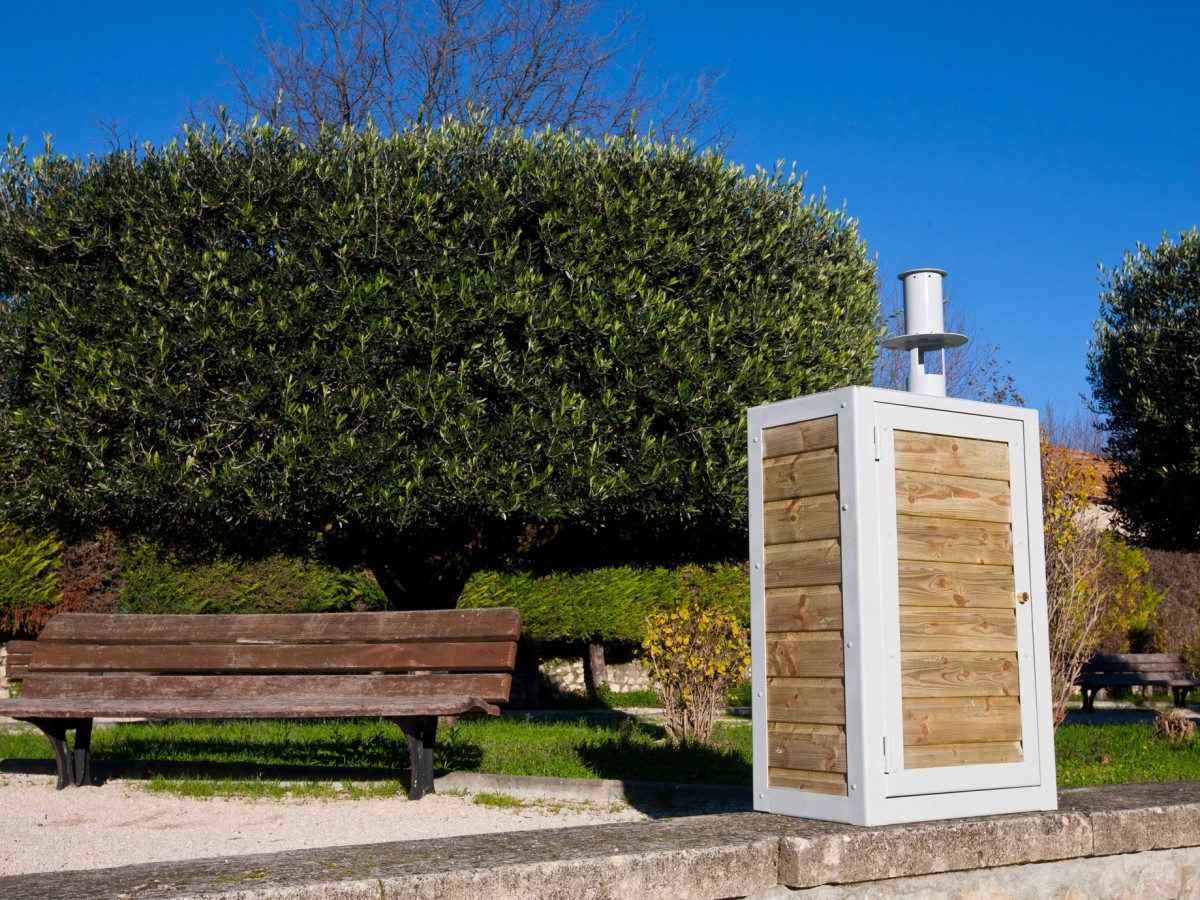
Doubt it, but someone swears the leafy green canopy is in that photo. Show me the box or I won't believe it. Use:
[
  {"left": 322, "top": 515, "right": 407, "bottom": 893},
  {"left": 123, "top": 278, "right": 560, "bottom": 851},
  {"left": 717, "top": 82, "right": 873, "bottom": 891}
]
[
  {"left": 0, "top": 121, "right": 879, "bottom": 606},
  {"left": 1089, "top": 228, "right": 1200, "bottom": 550},
  {"left": 458, "top": 562, "right": 747, "bottom": 645}
]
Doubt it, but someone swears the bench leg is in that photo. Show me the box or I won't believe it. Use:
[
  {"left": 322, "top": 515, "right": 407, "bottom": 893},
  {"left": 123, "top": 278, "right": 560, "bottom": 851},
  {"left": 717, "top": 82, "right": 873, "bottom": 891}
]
[
  {"left": 395, "top": 716, "right": 438, "bottom": 800},
  {"left": 1080, "top": 687, "right": 1095, "bottom": 712},
  {"left": 18, "top": 718, "right": 93, "bottom": 789}
]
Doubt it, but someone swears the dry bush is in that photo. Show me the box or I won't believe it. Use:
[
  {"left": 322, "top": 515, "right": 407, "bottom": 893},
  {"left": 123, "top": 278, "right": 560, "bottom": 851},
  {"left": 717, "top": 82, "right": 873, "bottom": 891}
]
[{"left": 1153, "top": 709, "right": 1195, "bottom": 742}]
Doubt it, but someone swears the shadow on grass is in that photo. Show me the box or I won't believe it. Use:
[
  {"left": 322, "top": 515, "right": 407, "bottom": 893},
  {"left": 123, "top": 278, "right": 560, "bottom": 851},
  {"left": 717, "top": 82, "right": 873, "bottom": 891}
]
[{"left": 573, "top": 719, "right": 752, "bottom": 816}]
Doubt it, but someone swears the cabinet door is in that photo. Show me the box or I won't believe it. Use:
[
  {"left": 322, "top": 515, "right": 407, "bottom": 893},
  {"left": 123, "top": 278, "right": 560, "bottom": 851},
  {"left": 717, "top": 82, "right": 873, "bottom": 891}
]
[{"left": 874, "top": 404, "right": 1043, "bottom": 797}]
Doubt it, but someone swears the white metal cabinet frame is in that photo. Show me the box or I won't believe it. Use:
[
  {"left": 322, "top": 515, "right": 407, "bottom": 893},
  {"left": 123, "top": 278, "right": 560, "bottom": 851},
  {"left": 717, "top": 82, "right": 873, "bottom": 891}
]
[{"left": 749, "top": 387, "right": 1056, "bottom": 826}]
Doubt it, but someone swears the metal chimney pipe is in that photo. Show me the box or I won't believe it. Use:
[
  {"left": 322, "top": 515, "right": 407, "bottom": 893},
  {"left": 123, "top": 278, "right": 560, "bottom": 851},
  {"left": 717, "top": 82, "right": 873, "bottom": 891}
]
[{"left": 880, "top": 268, "right": 968, "bottom": 397}]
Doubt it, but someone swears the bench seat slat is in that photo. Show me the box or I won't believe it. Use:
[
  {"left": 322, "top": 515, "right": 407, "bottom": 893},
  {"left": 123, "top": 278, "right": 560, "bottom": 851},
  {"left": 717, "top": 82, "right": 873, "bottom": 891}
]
[
  {"left": 4, "top": 695, "right": 499, "bottom": 720},
  {"left": 36, "top": 611, "right": 522, "bottom": 645},
  {"left": 16, "top": 672, "right": 512, "bottom": 704},
  {"left": 29, "top": 641, "right": 517, "bottom": 674}
]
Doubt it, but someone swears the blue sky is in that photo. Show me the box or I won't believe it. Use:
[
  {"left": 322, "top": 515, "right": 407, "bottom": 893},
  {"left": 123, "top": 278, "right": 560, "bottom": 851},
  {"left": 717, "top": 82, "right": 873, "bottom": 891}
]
[{"left": 4, "top": 2, "right": 1197, "bottom": 425}]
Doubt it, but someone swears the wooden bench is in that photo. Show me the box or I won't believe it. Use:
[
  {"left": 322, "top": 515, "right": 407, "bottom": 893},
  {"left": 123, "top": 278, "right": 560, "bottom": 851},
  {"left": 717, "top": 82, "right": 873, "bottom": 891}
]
[
  {"left": 0, "top": 609, "right": 521, "bottom": 798},
  {"left": 1075, "top": 653, "right": 1200, "bottom": 711}
]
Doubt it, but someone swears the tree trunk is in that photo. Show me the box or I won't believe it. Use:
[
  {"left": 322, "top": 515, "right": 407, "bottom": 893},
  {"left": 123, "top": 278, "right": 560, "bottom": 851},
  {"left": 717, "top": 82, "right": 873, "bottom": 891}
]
[
  {"left": 584, "top": 641, "right": 608, "bottom": 695},
  {"left": 518, "top": 638, "right": 541, "bottom": 710}
]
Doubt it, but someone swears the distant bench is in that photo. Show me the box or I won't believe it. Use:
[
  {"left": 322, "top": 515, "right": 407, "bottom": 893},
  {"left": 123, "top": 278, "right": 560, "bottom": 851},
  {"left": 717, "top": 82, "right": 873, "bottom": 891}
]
[
  {"left": 1075, "top": 653, "right": 1200, "bottom": 711},
  {"left": 0, "top": 609, "right": 521, "bottom": 798}
]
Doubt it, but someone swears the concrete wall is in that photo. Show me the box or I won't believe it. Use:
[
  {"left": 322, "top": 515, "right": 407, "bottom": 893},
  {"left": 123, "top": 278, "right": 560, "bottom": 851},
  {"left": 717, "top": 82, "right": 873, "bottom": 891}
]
[{"left": 6, "top": 781, "right": 1200, "bottom": 898}]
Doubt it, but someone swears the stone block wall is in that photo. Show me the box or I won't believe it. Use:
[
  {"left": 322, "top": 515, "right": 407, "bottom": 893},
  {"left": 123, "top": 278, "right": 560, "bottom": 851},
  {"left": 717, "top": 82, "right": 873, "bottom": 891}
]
[{"left": 539, "top": 658, "right": 653, "bottom": 697}]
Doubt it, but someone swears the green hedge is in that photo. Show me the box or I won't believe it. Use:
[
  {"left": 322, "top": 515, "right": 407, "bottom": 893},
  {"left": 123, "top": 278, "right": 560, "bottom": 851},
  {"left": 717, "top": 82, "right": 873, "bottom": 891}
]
[
  {"left": 457, "top": 562, "right": 748, "bottom": 645},
  {"left": 0, "top": 525, "right": 61, "bottom": 633},
  {"left": 115, "top": 541, "right": 386, "bottom": 615}
]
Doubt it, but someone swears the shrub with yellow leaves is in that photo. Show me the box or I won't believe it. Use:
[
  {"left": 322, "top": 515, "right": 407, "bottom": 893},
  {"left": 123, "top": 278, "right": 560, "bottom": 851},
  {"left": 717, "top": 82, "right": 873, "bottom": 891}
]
[
  {"left": 1042, "top": 436, "right": 1163, "bottom": 725},
  {"left": 642, "top": 602, "right": 750, "bottom": 744}
]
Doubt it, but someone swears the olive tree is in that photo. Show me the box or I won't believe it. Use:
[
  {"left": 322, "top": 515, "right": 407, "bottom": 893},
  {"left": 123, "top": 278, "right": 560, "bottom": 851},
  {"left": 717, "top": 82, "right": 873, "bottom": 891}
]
[
  {"left": 1088, "top": 228, "right": 1200, "bottom": 550},
  {"left": 0, "top": 121, "right": 879, "bottom": 609}
]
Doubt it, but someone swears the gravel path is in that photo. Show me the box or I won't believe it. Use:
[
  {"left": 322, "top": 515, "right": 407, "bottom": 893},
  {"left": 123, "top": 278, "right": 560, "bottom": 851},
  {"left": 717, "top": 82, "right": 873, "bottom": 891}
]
[{"left": 0, "top": 772, "right": 648, "bottom": 877}]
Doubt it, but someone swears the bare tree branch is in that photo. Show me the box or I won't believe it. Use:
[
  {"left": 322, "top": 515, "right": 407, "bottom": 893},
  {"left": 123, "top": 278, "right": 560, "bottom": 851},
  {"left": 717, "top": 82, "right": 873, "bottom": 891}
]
[{"left": 210, "top": 0, "right": 728, "bottom": 145}]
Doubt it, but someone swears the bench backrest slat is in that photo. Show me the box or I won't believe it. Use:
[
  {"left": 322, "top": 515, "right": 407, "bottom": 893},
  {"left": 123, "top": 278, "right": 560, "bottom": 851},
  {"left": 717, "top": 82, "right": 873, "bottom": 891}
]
[
  {"left": 1080, "top": 653, "right": 1192, "bottom": 676},
  {"left": 5, "top": 640, "right": 35, "bottom": 681},
  {"left": 35, "top": 610, "right": 522, "bottom": 645},
  {"left": 28, "top": 640, "right": 516, "bottom": 674},
  {"left": 16, "top": 672, "right": 513, "bottom": 703}
]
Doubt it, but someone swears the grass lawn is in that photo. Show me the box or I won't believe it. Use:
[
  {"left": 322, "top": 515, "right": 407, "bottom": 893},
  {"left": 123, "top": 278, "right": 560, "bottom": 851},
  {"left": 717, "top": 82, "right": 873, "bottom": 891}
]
[
  {"left": 3, "top": 713, "right": 1199, "bottom": 795},
  {"left": 0, "top": 713, "right": 753, "bottom": 791}
]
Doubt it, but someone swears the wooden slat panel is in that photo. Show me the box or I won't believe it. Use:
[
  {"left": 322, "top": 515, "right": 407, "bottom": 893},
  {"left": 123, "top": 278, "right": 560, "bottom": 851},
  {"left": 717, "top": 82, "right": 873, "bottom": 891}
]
[
  {"left": 36, "top": 609, "right": 524, "bottom": 645},
  {"left": 894, "top": 471, "right": 1011, "bottom": 523},
  {"left": 902, "top": 696, "right": 1023, "bottom": 746},
  {"left": 764, "top": 541, "right": 841, "bottom": 589},
  {"left": 762, "top": 417, "right": 838, "bottom": 459},
  {"left": 763, "top": 449, "right": 839, "bottom": 502},
  {"left": 765, "top": 586, "right": 843, "bottom": 633},
  {"left": 27, "top": 641, "right": 518, "bottom": 674},
  {"left": 896, "top": 515, "right": 1013, "bottom": 567},
  {"left": 767, "top": 723, "right": 847, "bottom": 774},
  {"left": 15, "top": 672, "right": 513, "bottom": 704},
  {"left": 894, "top": 432, "right": 1010, "bottom": 481},
  {"left": 5, "top": 640, "right": 34, "bottom": 681},
  {"left": 767, "top": 677, "right": 845, "bottom": 725},
  {"left": 763, "top": 494, "right": 841, "bottom": 545},
  {"left": 767, "top": 635, "right": 844, "bottom": 678},
  {"left": 901, "top": 653, "right": 1020, "bottom": 698},
  {"left": 2, "top": 695, "right": 501, "bottom": 720},
  {"left": 768, "top": 767, "right": 847, "bottom": 795},
  {"left": 899, "top": 609, "right": 1017, "bottom": 653},
  {"left": 905, "top": 741, "right": 1024, "bottom": 769},
  {"left": 898, "top": 564, "right": 1016, "bottom": 609}
]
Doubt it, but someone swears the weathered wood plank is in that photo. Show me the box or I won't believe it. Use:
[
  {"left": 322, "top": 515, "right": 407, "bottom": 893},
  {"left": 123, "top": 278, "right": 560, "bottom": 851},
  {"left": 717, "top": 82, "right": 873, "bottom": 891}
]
[
  {"left": 894, "top": 471, "right": 1012, "bottom": 523},
  {"left": 767, "top": 677, "right": 846, "bottom": 725},
  {"left": 904, "top": 740, "right": 1024, "bottom": 769},
  {"left": 765, "top": 586, "right": 843, "bottom": 633},
  {"left": 2, "top": 695, "right": 501, "bottom": 720},
  {"left": 767, "top": 634, "right": 844, "bottom": 678},
  {"left": 894, "top": 431, "right": 1010, "bottom": 481},
  {"left": 901, "top": 653, "right": 1020, "bottom": 698},
  {"left": 766, "top": 723, "right": 847, "bottom": 774},
  {"left": 896, "top": 515, "right": 1014, "bottom": 567},
  {"left": 15, "top": 672, "right": 513, "bottom": 704},
  {"left": 764, "top": 540, "right": 842, "bottom": 589},
  {"left": 762, "top": 417, "right": 838, "bottom": 459},
  {"left": 27, "top": 641, "right": 518, "bottom": 674},
  {"left": 36, "top": 610, "right": 524, "bottom": 645},
  {"left": 901, "top": 696, "right": 1023, "bottom": 746},
  {"left": 898, "top": 564, "right": 1016, "bottom": 609},
  {"left": 763, "top": 494, "right": 841, "bottom": 545},
  {"left": 899, "top": 609, "right": 1018, "bottom": 653},
  {"left": 763, "top": 448, "right": 839, "bottom": 503},
  {"left": 5, "top": 640, "right": 34, "bottom": 681},
  {"left": 768, "top": 767, "right": 848, "bottom": 795}
]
